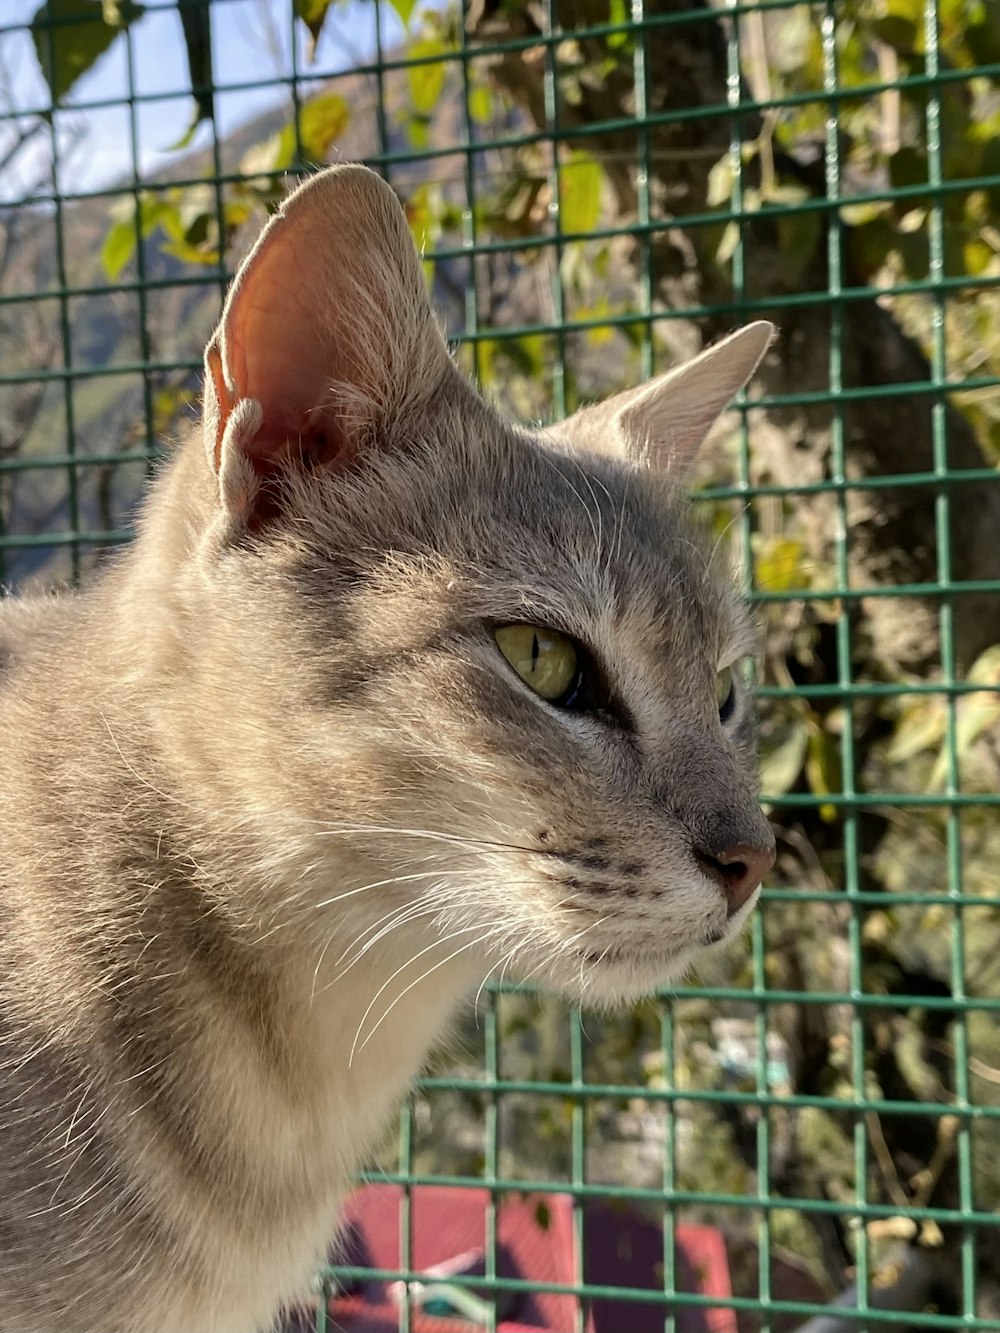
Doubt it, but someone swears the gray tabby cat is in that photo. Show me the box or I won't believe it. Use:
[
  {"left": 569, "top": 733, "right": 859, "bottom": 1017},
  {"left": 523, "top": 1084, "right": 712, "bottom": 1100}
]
[{"left": 0, "top": 165, "right": 775, "bottom": 1333}]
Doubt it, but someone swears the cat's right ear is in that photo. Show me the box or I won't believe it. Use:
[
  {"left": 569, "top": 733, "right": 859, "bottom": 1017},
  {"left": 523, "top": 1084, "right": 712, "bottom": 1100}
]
[
  {"left": 552, "top": 322, "right": 774, "bottom": 479},
  {"left": 202, "top": 165, "right": 451, "bottom": 530}
]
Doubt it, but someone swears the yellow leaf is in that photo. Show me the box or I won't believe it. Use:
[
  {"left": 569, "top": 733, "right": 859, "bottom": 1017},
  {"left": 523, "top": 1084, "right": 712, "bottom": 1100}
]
[
  {"left": 468, "top": 83, "right": 493, "bottom": 125},
  {"left": 408, "top": 38, "right": 449, "bottom": 116},
  {"left": 753, "top": 536, "right": 810, "bottom": 593},
  {"left": 707, "top": 154, "right": 735, "bottom": 209},
  {"left": 559, "top": 150, "right": 603, "bottom": 235},
  {"left": 805, "top": 711, "right": 841, "bottom": 824},
  {"left": 298, "top": 91, "right": 351, "bottom": 162}
]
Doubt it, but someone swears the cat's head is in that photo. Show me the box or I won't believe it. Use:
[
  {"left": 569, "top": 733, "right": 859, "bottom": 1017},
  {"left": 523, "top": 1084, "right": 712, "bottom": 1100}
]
[{"left": 193, "top": 165, "right": 775, "bottom": 1006}]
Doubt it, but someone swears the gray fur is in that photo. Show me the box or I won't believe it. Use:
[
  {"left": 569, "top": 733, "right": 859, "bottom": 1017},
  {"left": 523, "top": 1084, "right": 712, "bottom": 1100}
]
[{"left": 0, "top": 165, "right": 774, "bottom": 1332}]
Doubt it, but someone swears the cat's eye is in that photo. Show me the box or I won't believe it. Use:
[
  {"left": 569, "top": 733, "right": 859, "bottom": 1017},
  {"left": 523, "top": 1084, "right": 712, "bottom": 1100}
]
[
  {"left": 495, "top": 624, "right": 580, "bottom": 703},
  {"left": 717, "top": 665, "right": 736, "bottom": 722}
]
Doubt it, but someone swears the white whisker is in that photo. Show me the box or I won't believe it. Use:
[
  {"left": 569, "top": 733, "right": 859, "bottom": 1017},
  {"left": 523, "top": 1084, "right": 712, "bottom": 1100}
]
[
  {"left": 350, "top": 929, "right": 486, "bottom": 1064},
  {"left": 348, "top": 925, "right": 483, "bottom": 1065},
  {"left": 312, "top": 869, "right": 440, "bottom": 912},
  {"left": 313, "top": 823, "right": 541, "bottom": 857}
]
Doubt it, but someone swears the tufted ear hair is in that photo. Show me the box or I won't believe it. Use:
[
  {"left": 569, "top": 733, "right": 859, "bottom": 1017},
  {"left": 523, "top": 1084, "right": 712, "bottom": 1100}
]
[
  {"left": 552, "top": 321, "right": 775, "bottom": 477},
  {"left": 202, "top": 165, "right": 451, "bottom": 529}
]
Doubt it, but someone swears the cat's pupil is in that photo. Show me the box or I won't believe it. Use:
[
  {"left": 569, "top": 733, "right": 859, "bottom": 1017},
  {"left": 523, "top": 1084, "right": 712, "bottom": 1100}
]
[{"left": 494, "top": 624, "right": 580, "bottom": 705}]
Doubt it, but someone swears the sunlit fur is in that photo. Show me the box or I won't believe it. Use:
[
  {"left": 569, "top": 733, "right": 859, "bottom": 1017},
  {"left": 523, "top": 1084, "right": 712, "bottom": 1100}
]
[{"left": 0, "top": 166, "right": 773, "bottom": 1333}]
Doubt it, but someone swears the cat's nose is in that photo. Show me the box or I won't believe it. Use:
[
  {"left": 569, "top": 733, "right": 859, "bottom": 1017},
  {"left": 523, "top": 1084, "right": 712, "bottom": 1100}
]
[{"left": 695, "top": 838, "right": 776, "bottom": 916}]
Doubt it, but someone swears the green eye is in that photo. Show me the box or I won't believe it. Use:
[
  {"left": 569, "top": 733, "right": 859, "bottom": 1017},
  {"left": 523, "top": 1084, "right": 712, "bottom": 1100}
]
[
  {"left": 717, "top": 665, "right": 735, "bottom": 718},
  {"left": 495, "top": 624, "right": 579, "bottom": 702}
]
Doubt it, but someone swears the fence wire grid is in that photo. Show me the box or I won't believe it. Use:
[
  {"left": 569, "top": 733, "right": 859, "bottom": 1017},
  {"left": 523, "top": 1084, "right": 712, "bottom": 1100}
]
[{"left": 2, "top": 0, "right": 1000, "bottom": 1331}]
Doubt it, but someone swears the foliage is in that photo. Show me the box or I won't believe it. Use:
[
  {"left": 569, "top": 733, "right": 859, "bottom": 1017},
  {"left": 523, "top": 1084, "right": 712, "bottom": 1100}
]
[{"left": 30, "top": 0, "right": 144, "bottom": 104}]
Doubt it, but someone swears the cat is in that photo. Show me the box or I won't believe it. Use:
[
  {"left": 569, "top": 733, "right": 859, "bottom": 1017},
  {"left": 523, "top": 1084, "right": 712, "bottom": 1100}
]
[{"left": 0, "top": 164, "right": 775, "bottom": 1333}]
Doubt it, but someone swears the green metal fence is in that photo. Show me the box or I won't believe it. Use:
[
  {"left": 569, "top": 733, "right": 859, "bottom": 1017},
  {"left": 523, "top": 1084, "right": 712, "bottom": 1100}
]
[{"left": 3, "top": 0, "right": 1000, "bottom": 1329}]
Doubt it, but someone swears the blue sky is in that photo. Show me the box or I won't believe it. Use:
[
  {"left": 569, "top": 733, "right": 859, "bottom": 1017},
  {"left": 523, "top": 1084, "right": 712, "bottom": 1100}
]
[{"left": 1, "top": 0, "right": 408, "bottom": 200}]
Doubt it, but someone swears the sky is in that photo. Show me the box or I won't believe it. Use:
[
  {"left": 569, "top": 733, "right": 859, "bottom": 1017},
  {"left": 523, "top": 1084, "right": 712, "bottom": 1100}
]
[{"left": 0, "top": 0, "right": 408, "bottom": 201}]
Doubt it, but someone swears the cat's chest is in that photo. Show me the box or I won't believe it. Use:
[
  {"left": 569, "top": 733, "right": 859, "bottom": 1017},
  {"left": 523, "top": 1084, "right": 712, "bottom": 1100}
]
[{"left": 158, "top": 956, "right": 473, "bottom": 1333}]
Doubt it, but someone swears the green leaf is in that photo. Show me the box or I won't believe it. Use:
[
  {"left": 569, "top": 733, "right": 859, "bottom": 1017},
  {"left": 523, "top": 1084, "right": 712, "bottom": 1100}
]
[
  {"left": 141, "top": 196, "right": 184, "bottom": 242},
  {"left": 805, "top": 713, "right": 842, "bottom": 824},
  {"left": 101, "top": 216, "right": 137, "bottom": 280},
  {"left": 559, "top": 150, "right": 603, "bottom": 235},
  {"left": 298, "top": 91, "right": 351, "bottom": 162},
  {"left": 607, "top": 0, "right": 629, "bottom": 49},
  {"left": 409, "top": 118, "right": 430, "bottom": 150},
  {"left": 754, "top": 536, "right": 810, "bottom": 594},
  {"left": 175, "top": 0, "right": 213, "bottom": 128},
  {"left": 30, "top": 0, "right": 142, "bottom": 104},
  {"left": 161, "top": 236, "right": 221, "bottom": 267},
  {"left": 388, "top": 0, "right": 417, "bottom": 26},
  {"left": 872, "top": 14, "right": 919, "bottom": 53},
  {"left": 964, "top": 237, "right": 995, "bottom": 277},
  {"left": 152, "top": 383, "right": 195, "bottom": 435},
  {"left": 467, "top": 82, "right": 493, "bottom": 125},
  {"left": 245, "top": 92, "right": 348, "bottom": 177},
  {"left": 466, "top": 337, "right": 495, "bottom": 392},
  {"left": 497, "top": 333, "right": 546, "bottom": 378},
  {"left": 407, "top": 37, "right": 449, "bottom": 117},
  {"left": 294, "top": 0, "right": 333, "bottom": 52},
  {"left": 167, "top": 113, "right": 202, "bottom": 152},
  {"left": 104, "top": 190, "right": 228, "bottom": 276}
]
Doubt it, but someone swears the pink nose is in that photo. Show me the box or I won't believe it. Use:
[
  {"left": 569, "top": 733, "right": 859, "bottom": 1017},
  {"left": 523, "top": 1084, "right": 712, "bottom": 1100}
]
[{"left": 696, "top": 841, "right": 776, "bottom": 916}]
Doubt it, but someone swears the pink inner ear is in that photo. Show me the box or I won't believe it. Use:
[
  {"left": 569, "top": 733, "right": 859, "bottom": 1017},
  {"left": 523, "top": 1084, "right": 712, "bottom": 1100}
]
[
  {"left": 213, "top": 205, "right": 358, "bottom": 482},
  {"left": 247, "top": 249, "right": 350, "bottom": 467},
  {"left": 238, "top": 408, "right": 349, "bottom": 479}
]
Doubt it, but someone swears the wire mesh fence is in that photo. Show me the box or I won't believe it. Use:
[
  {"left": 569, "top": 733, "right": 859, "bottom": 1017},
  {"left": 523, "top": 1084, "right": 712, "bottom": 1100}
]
[{"left": 2, "top": 0, "right": 1000, "bottom": 1329}]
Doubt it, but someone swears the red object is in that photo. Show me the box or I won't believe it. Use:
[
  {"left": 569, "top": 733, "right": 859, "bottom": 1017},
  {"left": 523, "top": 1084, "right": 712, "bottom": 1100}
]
[{"left": 322, "top": 1185, "right": 736, "bottom": 1333}]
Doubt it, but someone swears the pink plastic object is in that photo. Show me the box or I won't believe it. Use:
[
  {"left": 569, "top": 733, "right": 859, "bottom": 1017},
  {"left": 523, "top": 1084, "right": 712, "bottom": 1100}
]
[{"left": 323, "top": 1185, "right": 736, "bottom": 1333}]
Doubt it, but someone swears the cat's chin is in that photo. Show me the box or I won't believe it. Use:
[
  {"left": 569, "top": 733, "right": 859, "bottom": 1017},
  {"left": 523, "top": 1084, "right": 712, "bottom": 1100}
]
[
  {"left": 533, "top": 916, "right": 756, "bottom": 1007},
  {"left": 537, "top": 944, "right": 704, "bottom": 1009}
]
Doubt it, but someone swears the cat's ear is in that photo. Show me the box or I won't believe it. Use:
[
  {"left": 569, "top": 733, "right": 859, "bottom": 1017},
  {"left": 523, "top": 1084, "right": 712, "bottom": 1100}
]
[
  {"left": 555, "top": 322, "right": 774, "bottom": 477},
  {"left": 202, "top": 165, "right": 450, "bottom": 527}
]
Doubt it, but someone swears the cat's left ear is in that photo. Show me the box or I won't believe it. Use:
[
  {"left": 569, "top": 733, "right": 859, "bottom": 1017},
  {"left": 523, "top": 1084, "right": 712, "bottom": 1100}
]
[
  {"left": 201, "top": 165, "right": 451, "bottom": 529},
  {"left": 555, "top": 321, "right": 774, "bottom": 477}
]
